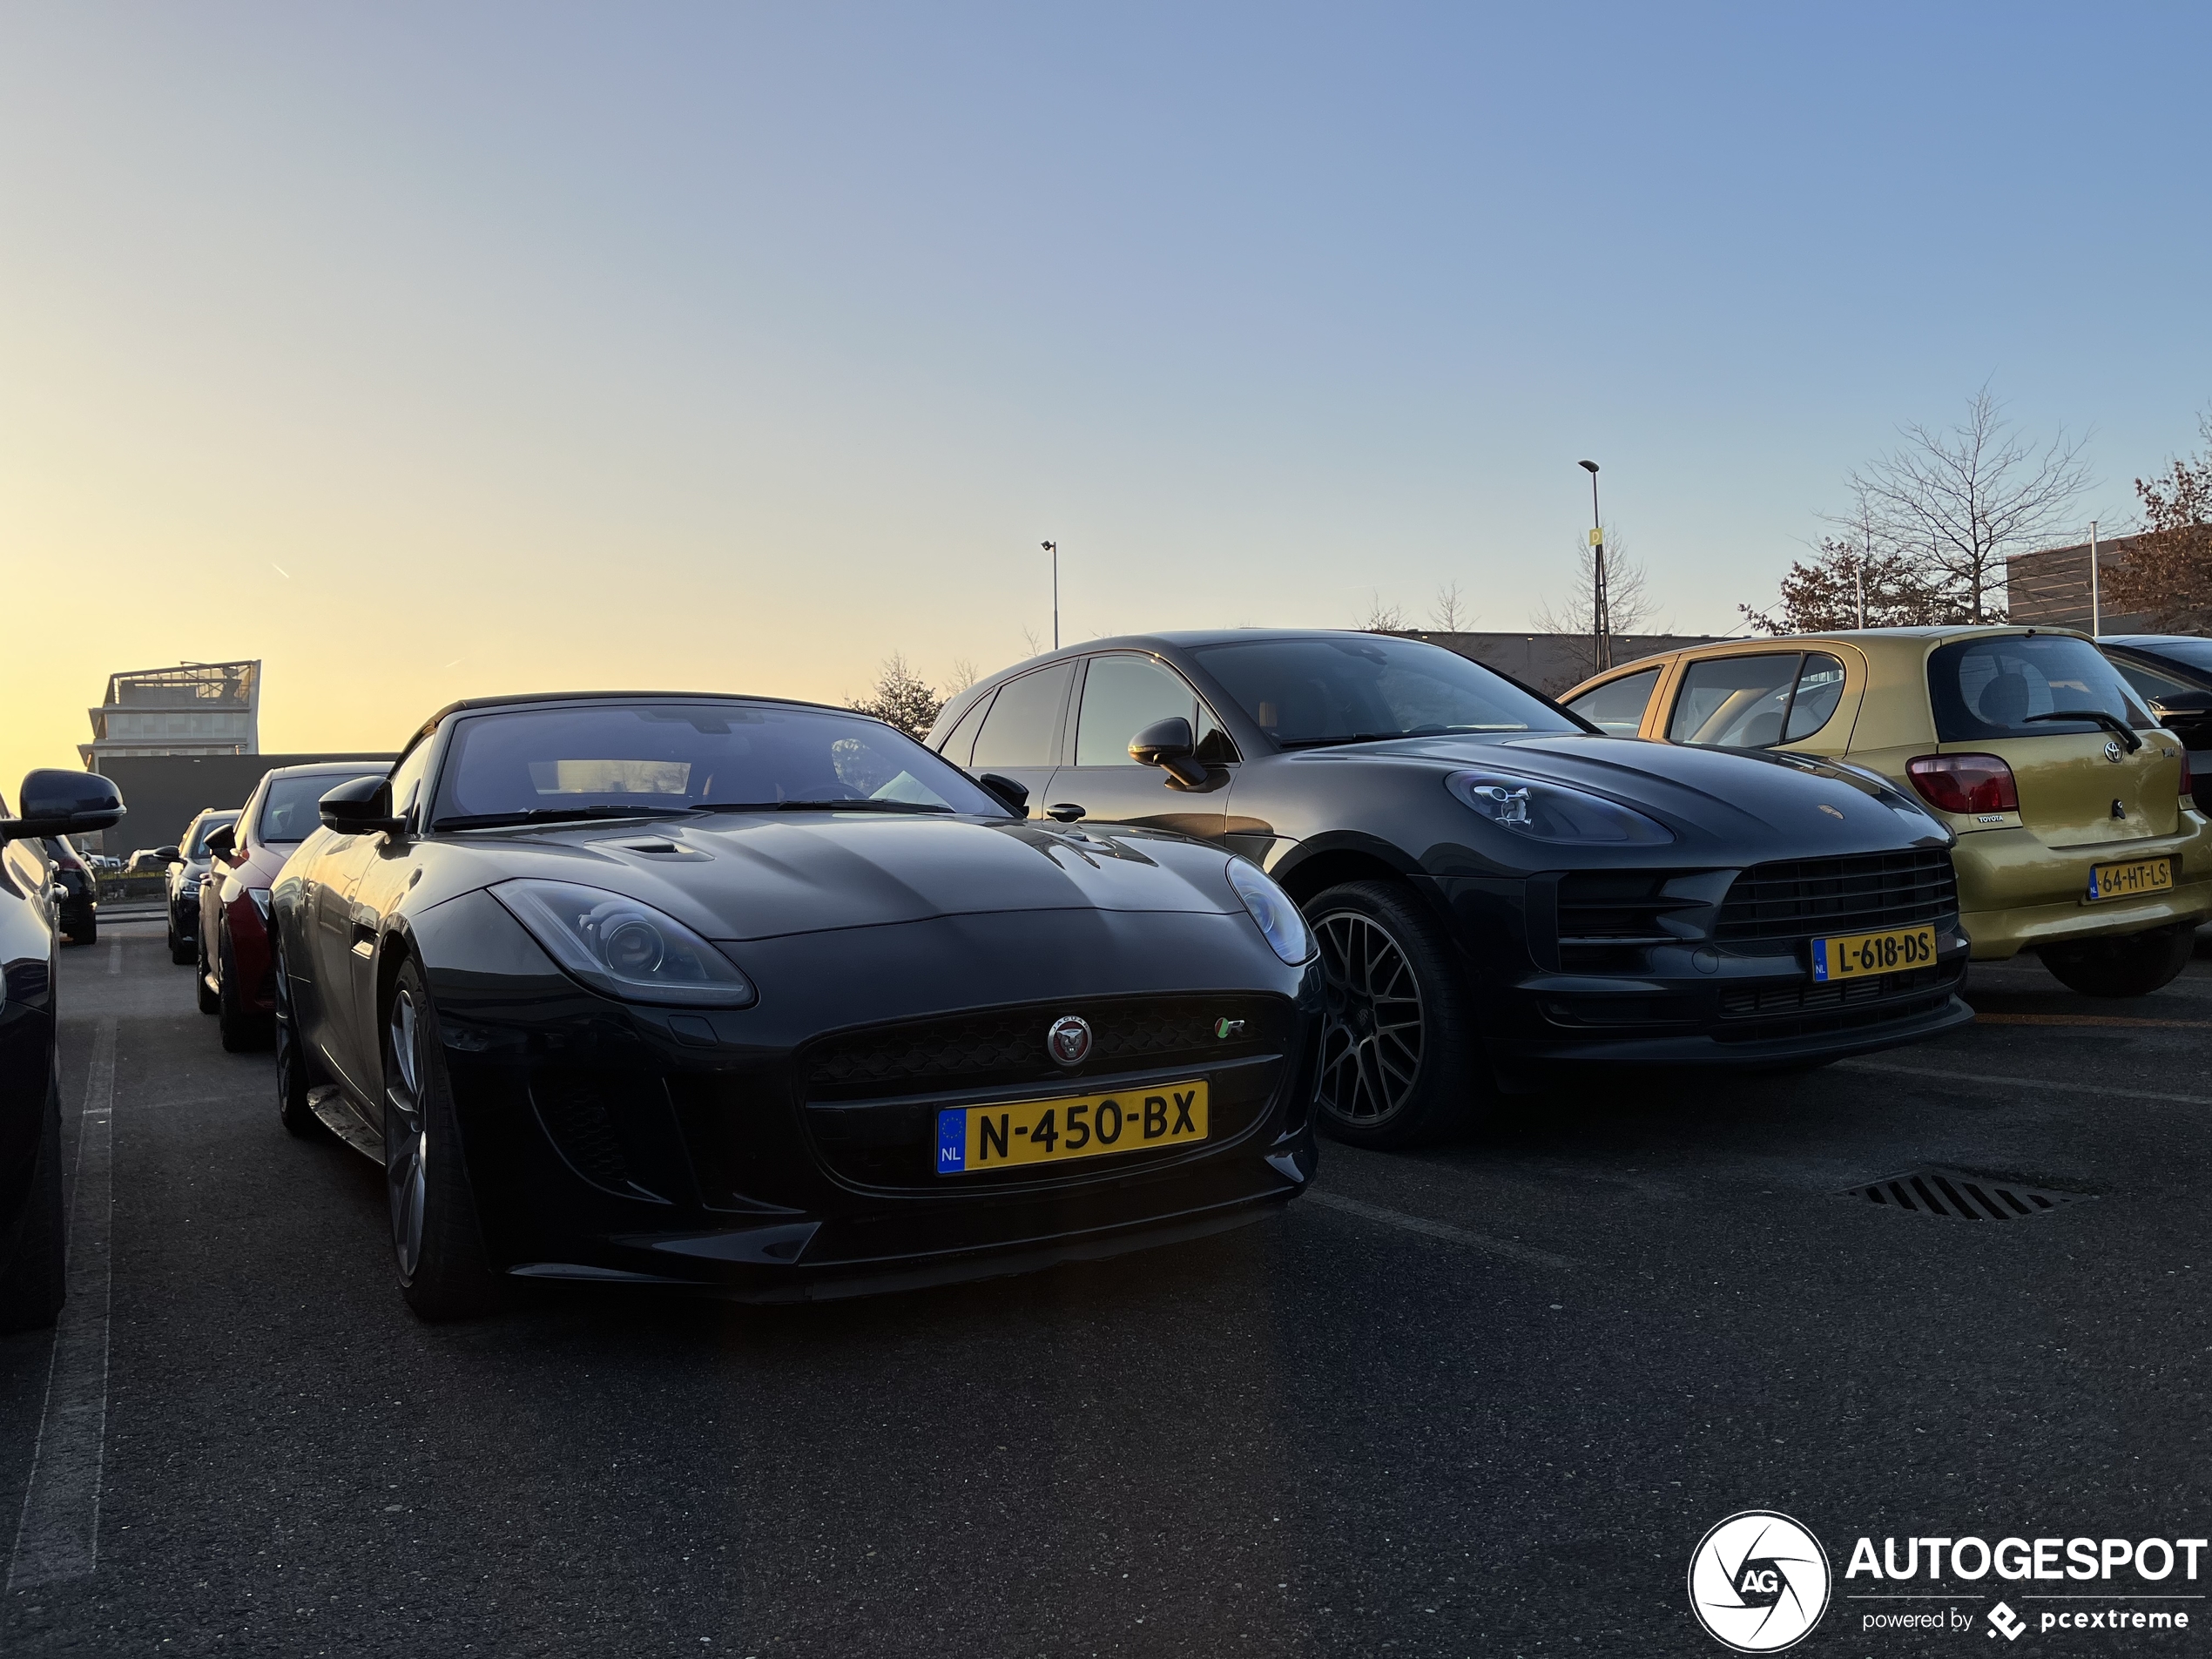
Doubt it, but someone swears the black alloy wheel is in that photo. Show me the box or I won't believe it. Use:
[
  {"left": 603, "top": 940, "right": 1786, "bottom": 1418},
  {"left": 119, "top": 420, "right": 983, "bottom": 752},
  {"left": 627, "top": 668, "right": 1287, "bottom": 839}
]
[
  {"left": 272, "top": 934, "right": 331, "bottom": 1140},
  {"left": 217, "top": 927, "right": 273, "bottom": 1052},
  {"left": 1307, "top": 880, "right": 1489, "bottom": 1149},
  {"left": 382, "top": 960, "right": 500, "bottom": 1320},
  {"left": 168, "top": 903, "right": 196, "bottom": 966},
  {"left": 196, "top": 929, "right": 220, "bottom": 1015},
  {"left": 0, "top": 1069, "right": 66, "bottom": 1332},
  {"left": 2039, "top": 922, "right": 2197, "bottom": 998}
]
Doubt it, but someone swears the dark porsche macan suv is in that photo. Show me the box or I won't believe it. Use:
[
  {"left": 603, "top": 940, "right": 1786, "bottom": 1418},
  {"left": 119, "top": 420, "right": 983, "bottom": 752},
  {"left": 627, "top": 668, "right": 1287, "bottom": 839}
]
[
  {"left": 929, "top": 631, "right": 1973, "bottom": 1146},
  {"left": 269, "top": 692, "right": 1321, "bottom": 1318}
]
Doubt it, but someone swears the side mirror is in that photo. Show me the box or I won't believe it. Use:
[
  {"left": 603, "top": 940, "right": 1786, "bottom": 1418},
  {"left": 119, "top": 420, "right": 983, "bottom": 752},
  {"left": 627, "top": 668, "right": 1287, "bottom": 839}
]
[
  {"left": 1128, "top": 718, "right": 1210, "bottom": 789},
  {"left": 204, "top": 824, "right": 236, "bottom": 856},
  {"left": 2151, "top": 690, "right": 2212, "bottom": 717},
  {"left": 976, "top": 772, "right": 1030, "bottom": 818},
  {"left": 157, "top": 846, "right": 182, "bottom": 863},
  {"left": 0, "top": 769, "right": 125, "bottom": 842},
  {"left": 319, "top": 774, "right": 406, "bottom": 837}
]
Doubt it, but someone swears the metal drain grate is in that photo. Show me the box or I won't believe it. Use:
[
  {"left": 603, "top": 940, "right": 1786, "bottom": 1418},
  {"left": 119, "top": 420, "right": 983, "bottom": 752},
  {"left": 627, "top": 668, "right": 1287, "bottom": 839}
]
[{"left": 1839, "top": 1167, "right": 2091, "bottom": 1221}]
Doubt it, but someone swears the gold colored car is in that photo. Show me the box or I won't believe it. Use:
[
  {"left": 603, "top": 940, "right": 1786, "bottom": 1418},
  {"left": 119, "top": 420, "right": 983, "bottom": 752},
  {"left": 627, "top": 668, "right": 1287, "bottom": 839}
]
[{"left": 1562, "top": 627, "right": 2212, "bottom": 995}]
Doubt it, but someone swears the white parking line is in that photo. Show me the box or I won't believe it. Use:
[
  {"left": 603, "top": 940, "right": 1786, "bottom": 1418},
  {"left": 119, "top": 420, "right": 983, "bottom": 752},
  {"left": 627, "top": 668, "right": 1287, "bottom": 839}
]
[
  {"left": 1837, "top": 1057, "right": 2212, "bottom": 1109},
  {"left": 1305, "top": 1188, "right": 1580, "bottom": 1271},
  {"left": 7, "top": 1016, "right": 118, "bottom": 1590},
  {"left": 105, "top": 944, "right": 119, "bottom": 976}
]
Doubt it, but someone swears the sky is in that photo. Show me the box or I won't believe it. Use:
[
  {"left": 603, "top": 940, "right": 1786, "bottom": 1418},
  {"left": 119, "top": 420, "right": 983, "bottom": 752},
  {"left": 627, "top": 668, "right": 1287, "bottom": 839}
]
[{"left": 4, "top": 3, "right": 2209, "bottom": 812}]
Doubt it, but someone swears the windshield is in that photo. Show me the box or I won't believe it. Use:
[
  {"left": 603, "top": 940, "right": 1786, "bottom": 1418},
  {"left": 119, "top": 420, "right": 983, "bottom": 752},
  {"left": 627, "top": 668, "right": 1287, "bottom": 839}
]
[
  {"left": 429, "top": 701, "right": 1007, "bottom": 826},
  {"left": 1191, "top": 635, "right": 1578, "bottom": 747},
  {"left": 185, "top": 813, "right": 238, "bottom": 857},
  {"left": 1928, "top": 635, "right": 2151, "bottom": 743},
  {"left": 259, "top": 772, "right": 388, "bottom": 844}
]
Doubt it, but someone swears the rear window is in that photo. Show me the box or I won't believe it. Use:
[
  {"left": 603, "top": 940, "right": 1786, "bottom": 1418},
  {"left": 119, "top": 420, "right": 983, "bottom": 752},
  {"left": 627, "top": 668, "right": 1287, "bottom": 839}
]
[{"left": 1928, "top": 635, "right": 2150, "bottom": 743}]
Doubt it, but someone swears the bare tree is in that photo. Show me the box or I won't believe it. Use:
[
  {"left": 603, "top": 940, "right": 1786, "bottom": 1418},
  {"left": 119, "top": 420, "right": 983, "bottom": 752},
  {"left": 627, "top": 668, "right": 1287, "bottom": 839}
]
[
  {"left": 848, "top": 652, "right": 944, "bottom": 738},
  {"left": 1356, "top": 590, "right": 1407, "bottom": 631},
  {"left": 1020, "top": 625, "right": 1044, "bottom": 658},
  {"left": 1530, "top": 529, "right": 1656, "bottom": 638},
  {"left": 1429, "top": 582, "right": 1471, "bottom": 633},
  {"left": 1850, "top": 386, "right": 2092, "bottom": 624},
  {"left": 2106, "top": 415, "right": 2212, "bottom": 631},
  {"left": 1740, "top": 537, "right": 1965, "bottom": 634},
  {"left": 945, "top": 657, "right": 981, "bottom": 697}
]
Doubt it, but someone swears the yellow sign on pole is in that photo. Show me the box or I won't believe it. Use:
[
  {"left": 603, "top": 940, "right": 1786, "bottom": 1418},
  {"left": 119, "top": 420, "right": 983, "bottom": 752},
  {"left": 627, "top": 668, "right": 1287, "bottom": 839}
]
[{"left": 1588, "top": 528, "right": 1604, "bottom": 547}]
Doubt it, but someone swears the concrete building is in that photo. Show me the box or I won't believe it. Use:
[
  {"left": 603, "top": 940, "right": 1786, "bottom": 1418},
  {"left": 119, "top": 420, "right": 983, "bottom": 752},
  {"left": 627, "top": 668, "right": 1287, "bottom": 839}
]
[
  {"left": 1398, "top": 631, "right": 1730, "bottom": 696},
  {"left": 93, "top": 752, "right": 397, "bottom": 859},
  {"left": 2004, "top": 536, "right": 2153, "bottom": 634},
  {"left": 80, "top": 660, "right": 260, "bottom": 765}
]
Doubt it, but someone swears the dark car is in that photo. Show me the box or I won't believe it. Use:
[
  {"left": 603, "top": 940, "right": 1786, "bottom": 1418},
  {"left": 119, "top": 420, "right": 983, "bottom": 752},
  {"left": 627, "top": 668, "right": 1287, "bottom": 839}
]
[
  {"left": 1, "top": 771, "right": 125, "bottom": 1330},
  {"left": 2100, "top": 636, "right": 2212, "bottom": 816},
  {"left": 198, "top": 762, "right": 390, "bottom": 1049},
  {"left": 165, "top": 808, "right": 241, "bottom": 964},
  {"left": 40, "top": 836, "right": 98, "bottom": 945},
  {"left": 267, "top": 691, "right": 1320, "bottom": 1319},
  {"left": 927, "top": 631, "right": 1973, "bottom": 1147}
]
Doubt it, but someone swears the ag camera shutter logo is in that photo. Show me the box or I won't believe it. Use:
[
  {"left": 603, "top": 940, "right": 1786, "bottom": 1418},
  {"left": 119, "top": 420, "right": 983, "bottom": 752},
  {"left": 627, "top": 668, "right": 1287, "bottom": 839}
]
[{"left": 1689, "top": 1511, "right": 1831, "bottom": 1652}]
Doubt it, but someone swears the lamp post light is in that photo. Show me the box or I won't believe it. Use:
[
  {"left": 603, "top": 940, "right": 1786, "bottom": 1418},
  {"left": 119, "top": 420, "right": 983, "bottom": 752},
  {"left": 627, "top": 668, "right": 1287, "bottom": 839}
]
[
  {"left": 1578, "top": 461, "right": 1609, "bottom": 673},
  {"left": 1042, "top": 541, "right": 1058, "bottom": 651}
]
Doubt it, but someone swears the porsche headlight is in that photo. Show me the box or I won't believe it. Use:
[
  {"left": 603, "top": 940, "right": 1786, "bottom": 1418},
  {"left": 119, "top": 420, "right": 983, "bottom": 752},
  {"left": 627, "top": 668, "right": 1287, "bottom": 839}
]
[
  {"left": 1225, "top": 858, "right": 1315, "bottom": 965},
  {"left": 492, "top": 879, "right": 758, "bottom": 1008},
  {"left": 1444, "top": 770, "right": 1674, "bottom": 844}
]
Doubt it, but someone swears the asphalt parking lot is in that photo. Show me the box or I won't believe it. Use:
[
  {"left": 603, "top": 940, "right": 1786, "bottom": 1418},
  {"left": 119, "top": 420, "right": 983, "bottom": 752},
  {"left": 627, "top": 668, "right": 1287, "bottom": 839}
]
[{"left": 4, "top": 919, "right": 2209, "bottom": 1657}]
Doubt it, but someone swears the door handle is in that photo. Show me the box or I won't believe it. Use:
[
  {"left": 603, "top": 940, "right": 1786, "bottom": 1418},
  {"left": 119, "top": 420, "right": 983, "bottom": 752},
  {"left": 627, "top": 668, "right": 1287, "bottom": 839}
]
[{"left": 1046, "top": 803, "right": 1086, "bottom": 822}]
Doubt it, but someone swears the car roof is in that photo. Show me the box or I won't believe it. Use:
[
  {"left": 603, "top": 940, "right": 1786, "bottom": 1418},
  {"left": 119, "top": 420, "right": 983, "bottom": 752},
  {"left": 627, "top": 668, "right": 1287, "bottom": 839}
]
[
  {"left": 2101, "top": 634, "right": 2209, "bottom": 648},
  {"left": 417, "top": 688, "right": 847, "bottom": 726},
  {"left": 258, "top": 760, "right": 397, "bottom": 779}
]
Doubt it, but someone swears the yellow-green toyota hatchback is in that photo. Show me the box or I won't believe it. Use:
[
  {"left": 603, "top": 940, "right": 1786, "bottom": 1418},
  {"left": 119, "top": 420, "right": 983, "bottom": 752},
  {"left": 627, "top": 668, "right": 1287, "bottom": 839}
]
[{"left": 1563, "top": 627, "right": 2212, "bottom": 995}]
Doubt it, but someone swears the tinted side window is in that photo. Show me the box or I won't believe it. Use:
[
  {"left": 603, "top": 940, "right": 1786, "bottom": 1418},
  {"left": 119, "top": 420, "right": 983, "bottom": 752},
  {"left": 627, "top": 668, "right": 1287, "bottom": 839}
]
[
  {"left": 1668, "top": 655, "right": 1800, "bottom": 746},
  {"left": 1783, "top": 653, "right": 1848, "bottom": 742},
  {"left": 1076, "top": 658, "right": 1198, "bottom": 766},
  {"left": 1929, "top": 635, "right": 2151, "bottom": 741},
  {"left": 970, "top": 663, "right": 1074, "bottom": 768},
  {"left": 1566, "top": 667, "right": 1660, "bottom": 737},
  {"left": 2110, "top": 656, "right": 2196, "bottom": 703},
  {"left": 936, "top": 691, "right": 995, "bottom": 767}
]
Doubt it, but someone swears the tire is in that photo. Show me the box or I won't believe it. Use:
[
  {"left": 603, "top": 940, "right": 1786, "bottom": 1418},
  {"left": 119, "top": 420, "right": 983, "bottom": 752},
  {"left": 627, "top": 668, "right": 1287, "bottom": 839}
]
[
  {"left": 273, "top": 933, "right": 333, "bottom": 1140},
  {"left": 169, "top": 909, "right": 196, "bottom": 966},
  {"left": 2039, "top": 922, "right": 2197, "bottom": 998},
  {"left": 218, "top": 930, "right": 273, "bottom": 1052},
  {"left": 383, "top": 959, "right": 502, "bottom": 1320},
  {"left": 1306, "top": 879, "right": 1492, "bottom": 1149},
  {"left": 196, "top": 930, "right": 220, "bottom": 1015},
  {"left": 0, "top": 1069, "right": 67, "bottom": 1332},
  {"left": 66, "top": 918, "right": 96, "bottom": 947}
]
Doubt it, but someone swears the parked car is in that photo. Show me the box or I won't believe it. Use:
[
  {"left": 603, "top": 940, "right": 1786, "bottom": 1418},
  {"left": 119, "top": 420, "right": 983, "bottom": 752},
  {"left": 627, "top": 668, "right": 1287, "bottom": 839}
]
[
  {"left": 198, "top": 762, "right": 390, "bottom": 1050},
  {"left": 1, "top": 770, "right": 125, "bottom": 1330},
  {"left": 40, "top": 836, "right": 98, "bottom": 944},
  {"left": 929, "top": 631, "right": 1973, "bottom": 1148},
  {"left": 2097, "top": 636, "right": 2212, "bottom": 817},
  {"left": 165, "top": 808, "right": 241, "bottom": 964},
  {"left": 267, "top": 691, "right": 1318, "bottom": 1318},
  {"left": 1561, "top": 626, "right": 2212, "bottom": 996}
]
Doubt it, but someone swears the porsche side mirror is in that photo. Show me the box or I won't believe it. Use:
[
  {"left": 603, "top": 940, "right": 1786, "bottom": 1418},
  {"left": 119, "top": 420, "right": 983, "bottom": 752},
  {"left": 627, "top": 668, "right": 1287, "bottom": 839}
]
[
  {"left": 977, "top": 772, "right": 1030, "bottom": 817},
  {"left": 204, "top": 824, "right": 236, "bottom": 856},
  {"left": 0, "top": 769, "right": 126, "bottom": 842},
  {"left": 320, "top": 775, "right": 406, "bottom": 838},
  {"left": 1129, "top": 718, "right": 1209, "bottom": 789}
]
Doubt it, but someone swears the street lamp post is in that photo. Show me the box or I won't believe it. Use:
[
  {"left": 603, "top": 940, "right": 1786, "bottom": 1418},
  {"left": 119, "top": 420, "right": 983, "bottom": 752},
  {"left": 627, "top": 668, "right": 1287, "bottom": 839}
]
[
  {"left": 1578, "top": 461, "right": 1609, "bottom": 673},
  {"left": 1042, "top": 541, "right": 1058, "bottom": 651}
]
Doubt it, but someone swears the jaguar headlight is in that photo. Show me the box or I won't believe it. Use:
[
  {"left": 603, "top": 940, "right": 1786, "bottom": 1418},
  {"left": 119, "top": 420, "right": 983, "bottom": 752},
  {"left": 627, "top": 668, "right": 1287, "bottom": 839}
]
[
  {"left": 492, "top": 879, "right": 758, "bottom": 1008},
  {"left": 1444, "top": 770, "right": 1674, "bottom": 844},
  {"left": 1225, "top": 858, "right": 1315, "bottom": 965}
]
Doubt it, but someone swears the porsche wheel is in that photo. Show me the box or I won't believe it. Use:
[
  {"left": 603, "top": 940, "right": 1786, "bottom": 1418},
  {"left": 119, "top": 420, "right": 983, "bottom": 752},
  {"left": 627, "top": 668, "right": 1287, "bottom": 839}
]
[
  {"left": 218, "top": 929, "right": 272, "bottom": 1052},
  {"left": 273, "top": 934, "right": 331, "bottom": 1140},
  {"left": 168, "top": 910, "right": 195, "bottom": 966},
  {"left": 1308, "top": 880, "right": 1489, "bottom": 1149},
  {"left": 383, "top": 960, "right": 500, "bottom": 1321},
  {"left": 196, "top": 932, "right": 220, "bottom": 1015}
]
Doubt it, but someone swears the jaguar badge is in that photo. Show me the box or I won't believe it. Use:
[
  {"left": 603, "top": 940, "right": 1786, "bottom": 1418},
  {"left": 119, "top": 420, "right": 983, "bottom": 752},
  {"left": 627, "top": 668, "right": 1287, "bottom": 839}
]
[{"left": 1046, "top": 1015, "right": 1093, "bottom": 1068}]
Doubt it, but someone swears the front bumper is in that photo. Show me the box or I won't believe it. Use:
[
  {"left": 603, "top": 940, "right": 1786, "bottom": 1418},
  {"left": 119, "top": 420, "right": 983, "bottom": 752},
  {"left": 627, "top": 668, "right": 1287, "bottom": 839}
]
[
  {"left": 1949, "top": 820, "right": 2212, "bottom": 960},
  {"left": 415, "top": 898, "right": 1322, "bottom": 1300}
]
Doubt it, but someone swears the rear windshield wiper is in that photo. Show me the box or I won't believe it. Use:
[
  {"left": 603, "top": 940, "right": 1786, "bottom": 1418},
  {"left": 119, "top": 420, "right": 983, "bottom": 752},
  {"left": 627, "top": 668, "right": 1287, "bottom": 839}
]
[
  {"left": 685, "top": 799, "right": 954, "bottom": 815},
  {"left": 433, "top": 806, "right": 674, "bottom": 831},
  {"left": 2023, "top": 710, "right": 2143, "bottom": 753}
]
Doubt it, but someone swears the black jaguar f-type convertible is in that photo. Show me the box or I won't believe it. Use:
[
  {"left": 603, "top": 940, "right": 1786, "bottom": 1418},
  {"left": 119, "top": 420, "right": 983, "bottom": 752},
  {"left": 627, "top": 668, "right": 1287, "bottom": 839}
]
[
  {"left": 269, "top": 691, "right": 1320, "bottom": 1318},
  {"left": 928, "top": 631, "right": 1973, "bottom": 1147}
]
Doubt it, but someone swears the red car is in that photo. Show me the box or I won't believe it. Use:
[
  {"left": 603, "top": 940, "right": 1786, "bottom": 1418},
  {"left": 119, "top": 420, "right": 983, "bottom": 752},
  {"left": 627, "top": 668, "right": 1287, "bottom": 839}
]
[{"left": 198, "top": 761, "right": 389, "bottom": 1050}]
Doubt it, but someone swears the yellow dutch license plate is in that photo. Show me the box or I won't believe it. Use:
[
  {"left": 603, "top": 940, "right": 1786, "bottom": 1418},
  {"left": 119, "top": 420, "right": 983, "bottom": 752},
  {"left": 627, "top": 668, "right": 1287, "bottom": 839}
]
[
  {"left": 936, "top": 1081, "right": 1208, "bottom": 1175},
  {"left": 2087, "top": 856, "right": 2174, "bottom": 902},
  {"left": 1811, "top": 925, "right": 1938, "bottom": 982}
]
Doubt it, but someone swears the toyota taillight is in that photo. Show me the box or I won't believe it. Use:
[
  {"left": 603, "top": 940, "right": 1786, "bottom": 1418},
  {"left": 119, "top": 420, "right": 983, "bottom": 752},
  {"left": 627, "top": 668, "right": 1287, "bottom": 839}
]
[{"left": 1905, "top": 753, "right": 2020, "bottom": 815}]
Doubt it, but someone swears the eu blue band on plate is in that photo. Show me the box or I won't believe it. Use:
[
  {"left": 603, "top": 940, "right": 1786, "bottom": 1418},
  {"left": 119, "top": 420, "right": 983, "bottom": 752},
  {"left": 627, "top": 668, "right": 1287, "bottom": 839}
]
[
  {"left": 936, "top": 1108, "right": 967, "bottom": 1172},
  {"left": 1811, "top": 939, "right": 1831, "bottom": 983}
]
